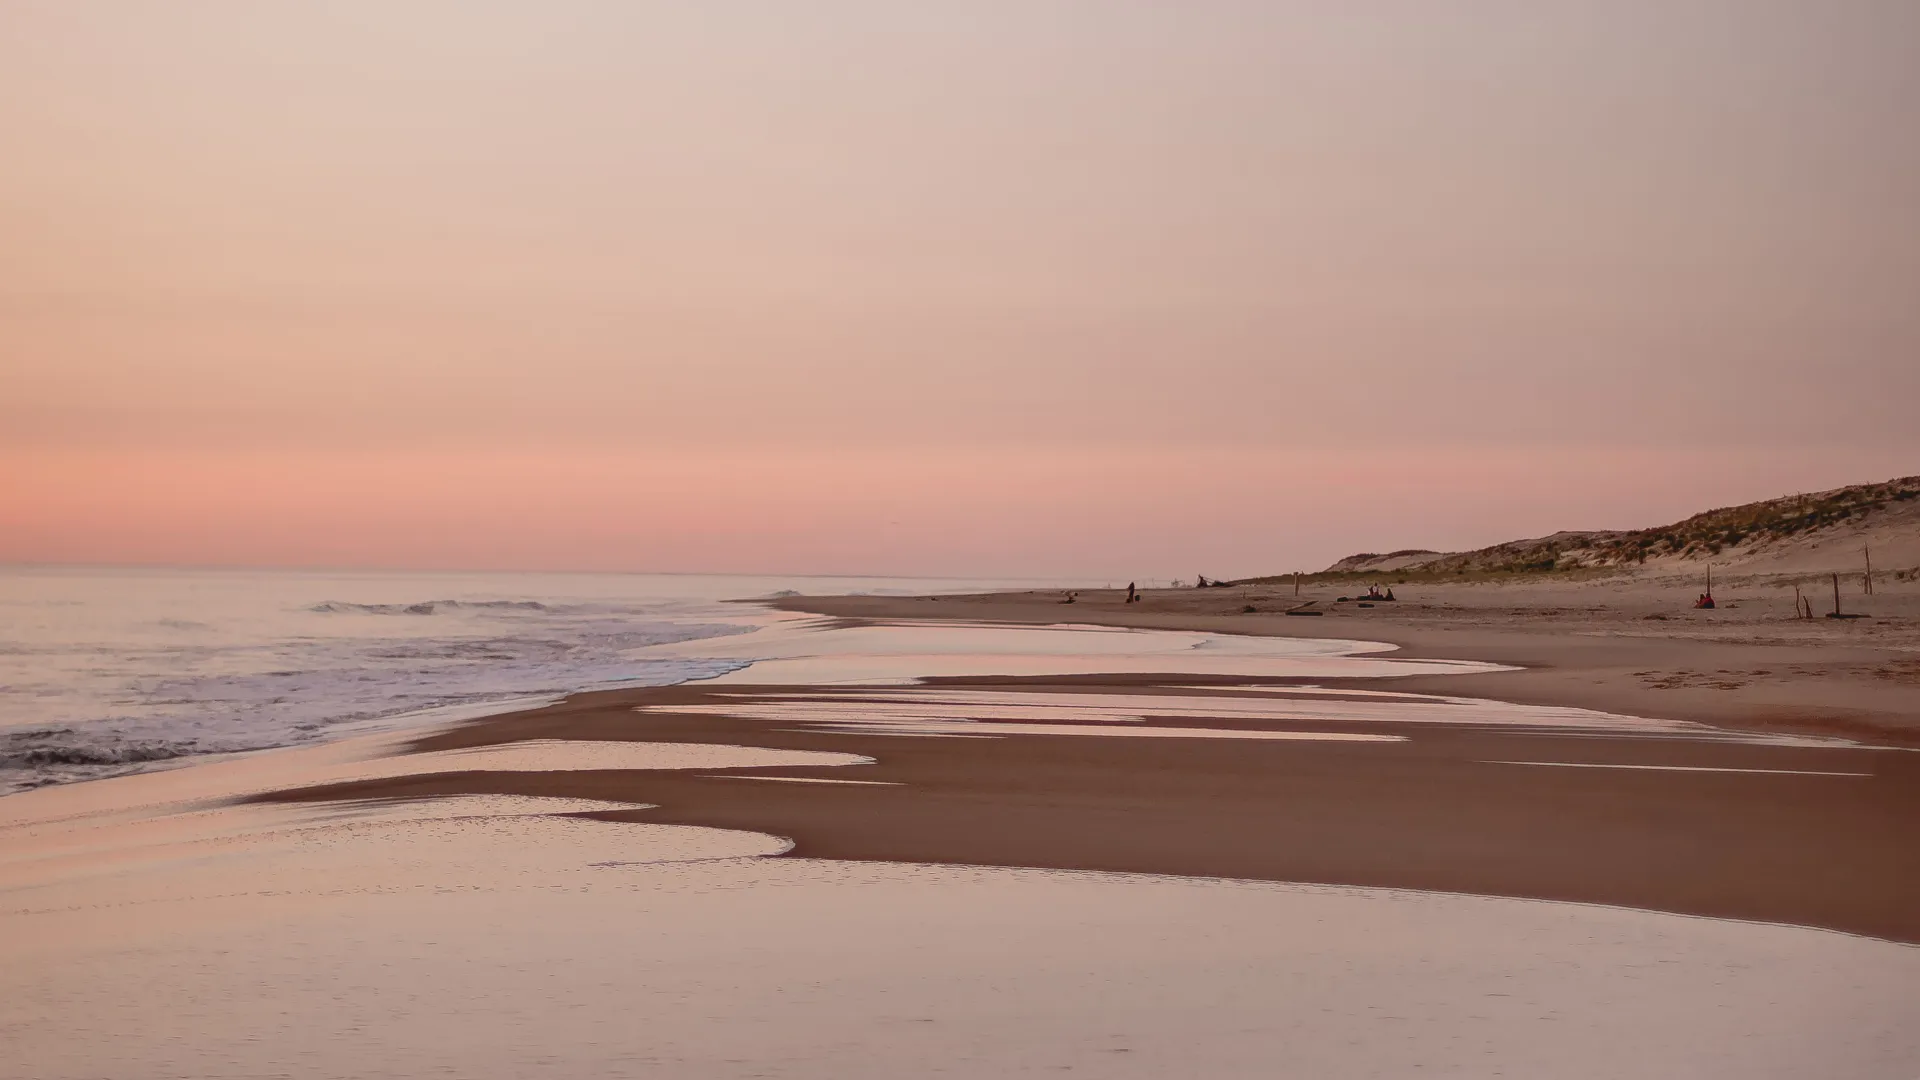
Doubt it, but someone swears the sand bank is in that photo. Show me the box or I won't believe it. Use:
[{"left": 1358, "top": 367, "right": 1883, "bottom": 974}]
[
  {"left": 240, "top": 619, "right": 1919, "bottom": 944},
  {"left": 771, "top": 578, "right": 1920, "bottom": 747},
  {"left": 2, "top": 709, "right": 1916, "bottom": 1076},
  {"left": 5, "top": 616, "right": 1918, "bottom": 1076}
]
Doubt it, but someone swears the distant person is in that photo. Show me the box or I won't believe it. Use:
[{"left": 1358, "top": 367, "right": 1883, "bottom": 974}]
[{"left": 1126, "top": 582, "right": 1138, "bottom": 604}]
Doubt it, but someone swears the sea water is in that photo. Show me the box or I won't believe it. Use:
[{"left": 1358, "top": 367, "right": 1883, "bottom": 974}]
[{"left": 0, "top": 567, "right": 1036, "bottom": 792}]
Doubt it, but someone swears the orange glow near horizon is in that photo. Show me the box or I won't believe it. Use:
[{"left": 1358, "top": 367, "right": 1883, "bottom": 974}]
[{"left": 5, "top": 443, "right": 1906, "bottom": 578}]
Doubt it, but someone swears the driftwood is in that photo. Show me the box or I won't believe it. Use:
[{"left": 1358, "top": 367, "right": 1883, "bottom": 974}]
[{"left": 1826, "top": 572, "right": 1865, "bottom": 618}]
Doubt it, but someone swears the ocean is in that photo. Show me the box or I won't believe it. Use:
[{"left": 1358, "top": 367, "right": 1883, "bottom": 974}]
[{"left": 0, "top": 567, "right": 1039, "bottom": 793}]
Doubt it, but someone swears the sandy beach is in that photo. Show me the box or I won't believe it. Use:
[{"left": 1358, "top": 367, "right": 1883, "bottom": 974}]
[
  {"left": 3, "top": 602, "right": 1918, "bottom": 1075},
  {"left": 773, "top": 574, "right": 1920, "bottom": 748},
  {"left": 163, "top": 582, "right": 1910, "bottom": 941},
  {"left": 244, "top": 669, "right": 1920, "bottom": 944}
]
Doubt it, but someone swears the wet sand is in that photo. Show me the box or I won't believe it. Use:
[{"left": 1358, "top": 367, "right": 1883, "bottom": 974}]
[
  {"left": 11, "top": 791, "right": 1915, "bottom": 1079},
  {"left": 5, "top": 617, "right": 1918, "bottom": 1077},
  {"left": 248, "top": 660, "right": 1920, "bottom": 943},
  {"left": 772, "top": 583, "right": 1920, "bottom": 747}
]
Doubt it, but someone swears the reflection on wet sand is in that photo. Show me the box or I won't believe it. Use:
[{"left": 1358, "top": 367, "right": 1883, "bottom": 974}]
[
  {"left": 3, "top": 620, "right": 1917, "bottom": 1078},
  {"left": 239, "top": 623, "right": 1916, "bottom": 941},
  {"left": 677, "top": 685, "right": 1868, "bottom": 746},
  {"left": 649, "top": 619, "right": 1507, "bottom": 685},
  {"left": 1485, "top": 760, "right": 1873, "bottom": 777},
  {"left": 337, "top": 737, "right": 876, "bottom": 777},
  {"left": 4, "top": 781, "right": 1918, "bottom": 1079}
]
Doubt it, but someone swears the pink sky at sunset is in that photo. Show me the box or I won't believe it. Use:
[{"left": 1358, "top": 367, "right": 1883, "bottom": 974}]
[{"left": 4, "top": 2, "right": 1916, "bottom": 578}]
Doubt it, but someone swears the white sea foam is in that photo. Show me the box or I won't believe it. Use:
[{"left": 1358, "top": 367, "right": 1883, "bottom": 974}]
[{"left": 0, "top": 569, "right": 1044, "bottom": 794}]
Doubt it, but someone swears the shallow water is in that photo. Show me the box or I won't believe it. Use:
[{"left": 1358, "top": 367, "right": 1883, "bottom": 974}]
[
  {"left": 4, "top": 610, "right": 1915, "bottom": 1077},
  {"left": 338, "top": 738, "right": 876, "bottom": 777},
  {"left": 718, "top": 774, "right": 901, "bottom": 786},
  {"left": 1486, "top": 760, "right": 1872, "bottom": 777},
  {"left": 664, "top": 619, "right": 1505, "bottom": 684},
  {"left": 2, "top": 764, "right": 1916, "bottom": 1080},
  {"left": 705, "top": 707, "right": 1409, "bottom": 743},
  {"left": 681, "top": 686, "right": 1870, "bottom": 748},
  {"left": 0, "top": 569, "right": 1039, "bottom": 791}
]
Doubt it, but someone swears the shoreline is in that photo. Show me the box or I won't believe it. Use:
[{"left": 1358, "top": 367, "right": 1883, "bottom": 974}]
[
  {"left": 12, "top": 590, "right": 1916, "bottom": 943},
  {"left": 769, "top": 582, "right": 1920, "bottom": 749},
  {"left": 237, "top": 609, "right": 1920, "bottom": 943}
]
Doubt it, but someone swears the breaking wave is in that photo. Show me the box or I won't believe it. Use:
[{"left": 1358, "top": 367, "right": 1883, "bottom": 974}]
[
  {"left": 5, "top": 570, "right": 1048, "bottom": 797},
  {"left": 309, "top": 599, "right": 554, "bottom": 615},
  {"left": 1, "top": 586, "right": 767, "bottom": 795},
  {"left": 2, "top": 731, "right": 198, "bottom": 770}
]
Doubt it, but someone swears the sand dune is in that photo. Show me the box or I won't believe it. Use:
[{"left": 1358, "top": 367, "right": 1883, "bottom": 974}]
[{"left": 1317, "top": 474, "right": 1918, "bottom": 579}]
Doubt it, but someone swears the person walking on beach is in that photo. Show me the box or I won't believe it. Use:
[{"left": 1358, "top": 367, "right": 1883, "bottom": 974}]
[{"left": 1126, "top": 582, "right": 1138, "bottom": 604}]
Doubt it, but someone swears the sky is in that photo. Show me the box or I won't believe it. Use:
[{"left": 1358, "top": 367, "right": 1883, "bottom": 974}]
[{"left": 3, "top": 2, "right": 1916, "bottom": 578}]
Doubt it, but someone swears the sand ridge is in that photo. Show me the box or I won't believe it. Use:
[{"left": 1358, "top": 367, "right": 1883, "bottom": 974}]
[
  {"left": 771, "top": 577, "right": 1920, "bottom": 747},
  {"left": 244, "top": 662, "right": 1920, "bottom": 943}
]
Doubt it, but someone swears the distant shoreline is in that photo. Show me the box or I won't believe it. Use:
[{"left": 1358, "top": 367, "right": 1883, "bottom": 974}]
[{"left": 770, "top": 579, "right": 1920, "bottom": 749}]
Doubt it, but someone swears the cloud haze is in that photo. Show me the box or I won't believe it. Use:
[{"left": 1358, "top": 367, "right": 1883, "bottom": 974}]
[{"left": 4, "top": 2, "right": 1916, "bottom": 576}]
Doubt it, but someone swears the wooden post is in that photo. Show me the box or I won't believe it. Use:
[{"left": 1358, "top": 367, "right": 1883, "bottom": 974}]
[
  {"left": 1705, "top": 564, "right": 1712, "bottom": 599},
  {"left": 1794, "top": 585, "right": 1802, "bottom": 620},
  {"left": 1864, "top": 544, "right": 1873, "bottom": 595},
  {"left": 1832, "top": 573, "right": 1842, "bottom": 617},
  {"left": 1294, "top": 573, "right": 1301, "bottom": 598}
]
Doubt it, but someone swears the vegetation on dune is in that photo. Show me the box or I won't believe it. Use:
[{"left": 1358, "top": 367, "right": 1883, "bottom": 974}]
[
  {"left": 1236, "top": 557, "right": 1633, "bottom": 587},
  {"left": 1619, "top": 476, "right": 1919, "bottom": 560},
  {"left": 1236, "top": 476, "right": 1919, "bottom": 585},
  {"left": 1334, "top": 548, "right": 1441, "bottom": 563}
]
